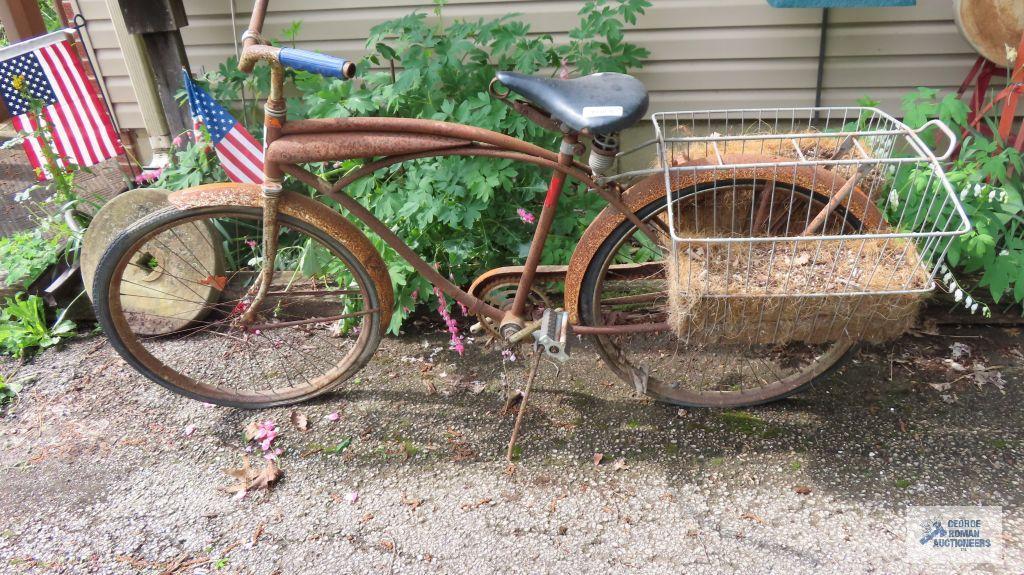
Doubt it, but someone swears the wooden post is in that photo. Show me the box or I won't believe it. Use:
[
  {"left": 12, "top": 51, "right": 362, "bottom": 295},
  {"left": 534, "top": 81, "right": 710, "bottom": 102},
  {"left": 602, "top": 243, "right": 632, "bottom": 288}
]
[
  {"left": 0, "top": 0, "right": 49, "bottom": 122},
  {"left": 0, "top": 0, "right": 47, "bottom": 42},
  {"left": 116, "top": 0, "right": 190, "bottom": 139}
]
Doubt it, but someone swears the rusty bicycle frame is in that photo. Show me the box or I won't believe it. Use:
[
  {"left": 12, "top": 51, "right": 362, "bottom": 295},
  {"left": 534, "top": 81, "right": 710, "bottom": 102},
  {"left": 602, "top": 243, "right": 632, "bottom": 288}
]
[{"left": 235, "top": 0, "right": 670, "bottom": 340}]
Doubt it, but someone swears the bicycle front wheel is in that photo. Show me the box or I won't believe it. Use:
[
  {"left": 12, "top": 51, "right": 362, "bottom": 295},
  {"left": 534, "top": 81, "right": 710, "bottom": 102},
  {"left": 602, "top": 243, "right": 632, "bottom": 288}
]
[{"left": 93, "top": 204, "right": 384, "bottom": 408}]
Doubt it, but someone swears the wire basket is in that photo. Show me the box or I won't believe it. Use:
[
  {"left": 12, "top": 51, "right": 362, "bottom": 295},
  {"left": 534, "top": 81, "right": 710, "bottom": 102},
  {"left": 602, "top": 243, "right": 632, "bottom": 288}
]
[{"left": 651, "top": 107, "right": 972, "bottom": 345}]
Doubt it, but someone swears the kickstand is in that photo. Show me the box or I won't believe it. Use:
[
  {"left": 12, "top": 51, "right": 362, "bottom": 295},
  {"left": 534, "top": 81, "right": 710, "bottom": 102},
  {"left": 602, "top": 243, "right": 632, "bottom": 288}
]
[{"left": 506, "top": 347, "right": 543, "bottom": 462}]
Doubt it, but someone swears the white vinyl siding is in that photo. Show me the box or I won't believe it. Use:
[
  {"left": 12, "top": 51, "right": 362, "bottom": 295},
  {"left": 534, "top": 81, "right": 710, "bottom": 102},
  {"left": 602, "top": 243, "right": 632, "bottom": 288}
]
[{"left": 76, "top": 0, "right": 977, "bottom": 133}]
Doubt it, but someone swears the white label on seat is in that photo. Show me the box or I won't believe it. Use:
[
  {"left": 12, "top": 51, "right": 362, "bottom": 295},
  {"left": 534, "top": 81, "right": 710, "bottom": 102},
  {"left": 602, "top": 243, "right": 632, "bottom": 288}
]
[{"left": 582, "top": 106, "right": 624, "bottom": 118}]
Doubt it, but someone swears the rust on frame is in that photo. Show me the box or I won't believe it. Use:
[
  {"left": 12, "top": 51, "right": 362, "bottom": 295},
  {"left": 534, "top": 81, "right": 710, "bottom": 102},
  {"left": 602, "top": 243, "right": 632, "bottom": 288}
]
[
  {"left": 266, "top": 132, "right": 472, "bottom": 164},
  {"left": 282, "top": 117, "right": 560, "bottom": 163}
]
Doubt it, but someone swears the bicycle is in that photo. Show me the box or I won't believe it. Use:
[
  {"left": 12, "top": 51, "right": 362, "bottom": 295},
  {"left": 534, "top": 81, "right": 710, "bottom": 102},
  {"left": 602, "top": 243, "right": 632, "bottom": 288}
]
[{"left": 91, "top": 0, "right": 968, "bottom": 410}]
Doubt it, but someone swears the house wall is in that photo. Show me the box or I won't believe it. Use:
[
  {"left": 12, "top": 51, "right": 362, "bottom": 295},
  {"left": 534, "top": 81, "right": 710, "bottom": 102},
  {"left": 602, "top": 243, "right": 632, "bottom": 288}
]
[{"left": 73, "top": 0, "right": 979, "bottom": 161}]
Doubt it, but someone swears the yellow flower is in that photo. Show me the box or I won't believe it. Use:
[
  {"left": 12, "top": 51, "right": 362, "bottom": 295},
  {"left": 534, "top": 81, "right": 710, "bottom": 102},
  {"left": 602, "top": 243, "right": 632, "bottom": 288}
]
[{"left": 11, "top": 74, "right": 25, "bottom": 91}]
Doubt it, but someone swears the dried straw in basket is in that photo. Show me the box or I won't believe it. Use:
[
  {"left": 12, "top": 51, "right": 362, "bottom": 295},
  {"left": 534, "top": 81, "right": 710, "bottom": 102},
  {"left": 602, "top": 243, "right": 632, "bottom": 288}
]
[
  {"left": 663, "top": 179, "right": 928, "bottom": 346},
  {"left": 666, "top": 239, "right": 929, "bottom": 345}
]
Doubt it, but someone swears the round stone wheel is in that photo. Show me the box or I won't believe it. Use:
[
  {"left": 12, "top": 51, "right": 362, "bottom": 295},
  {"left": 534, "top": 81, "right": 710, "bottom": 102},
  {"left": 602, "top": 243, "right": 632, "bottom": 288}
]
[
  {"left": 82, "top": 188, "right": 224, "bottom": 335},
  {"left": 954, "top": 0, "right": 1024, "bottom": 67}
]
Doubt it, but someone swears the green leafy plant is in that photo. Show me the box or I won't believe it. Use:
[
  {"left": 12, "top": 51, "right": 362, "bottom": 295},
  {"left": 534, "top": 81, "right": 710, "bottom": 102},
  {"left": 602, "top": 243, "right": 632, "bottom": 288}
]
[
  {"left": 0, "top": 219, "right": 70, "bottom": 288},
  {"left": 0, "top": 294, "right": 75, "bottom": 357},
  {"left": 166, "top": 1, "right": 651, "bottom": 333},
  {"left": 886, "top": 88, "right": 1024, "bottom": 314},
  {"left": 155, "top": 135, "right": 228, "bottom": 191},
  {"left": 0, "top": 372, "right": 21, "bottom": 406}
]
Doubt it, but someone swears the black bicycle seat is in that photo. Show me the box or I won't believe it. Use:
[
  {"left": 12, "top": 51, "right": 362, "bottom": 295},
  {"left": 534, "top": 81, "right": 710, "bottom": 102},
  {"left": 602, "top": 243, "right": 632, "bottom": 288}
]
[{"left": 495, "top": 71, "right": 649, "bottom": 134}]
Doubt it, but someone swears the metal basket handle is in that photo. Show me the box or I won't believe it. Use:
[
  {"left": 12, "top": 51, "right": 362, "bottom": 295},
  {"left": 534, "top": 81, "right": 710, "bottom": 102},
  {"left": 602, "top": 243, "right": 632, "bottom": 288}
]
[{"left": 912, "top": 119, "right": 957, "bottom": 161}]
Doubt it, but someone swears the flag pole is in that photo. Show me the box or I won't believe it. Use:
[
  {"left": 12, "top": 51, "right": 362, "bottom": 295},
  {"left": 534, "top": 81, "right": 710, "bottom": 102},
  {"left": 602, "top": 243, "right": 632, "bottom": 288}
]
[{"left": 68, "top": 13, "right": 138, "bottom": 180}]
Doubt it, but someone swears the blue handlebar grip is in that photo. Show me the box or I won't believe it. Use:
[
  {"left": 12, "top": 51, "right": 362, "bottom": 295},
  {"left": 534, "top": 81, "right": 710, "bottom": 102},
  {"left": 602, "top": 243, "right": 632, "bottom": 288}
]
[{"left": 278, "top": 48, "right": 355, "bottom": 80}]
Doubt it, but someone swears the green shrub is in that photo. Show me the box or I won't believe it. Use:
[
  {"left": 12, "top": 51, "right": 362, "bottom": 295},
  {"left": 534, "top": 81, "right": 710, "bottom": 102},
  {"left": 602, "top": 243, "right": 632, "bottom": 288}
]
[
  {"left": 0, "top": 219, "right": 70, "bottom": 289},
  {"left": 0, "top": 294, "right": 75, "bottom": 357},
  {"left": 159, "top": 0, "right": 651, "bottom": 333},
  {"left": 0, "top": 372, "right": 20, "bottom": 406},
  {"left": 888, "top": 88, "right": 1024, "bottom": 315}
]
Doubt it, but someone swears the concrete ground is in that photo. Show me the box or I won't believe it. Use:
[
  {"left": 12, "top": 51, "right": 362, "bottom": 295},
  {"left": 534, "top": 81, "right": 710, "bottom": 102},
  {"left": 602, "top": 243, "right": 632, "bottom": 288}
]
[{"left": 0, "top": 325, "right": 1021, "bottom": 574}]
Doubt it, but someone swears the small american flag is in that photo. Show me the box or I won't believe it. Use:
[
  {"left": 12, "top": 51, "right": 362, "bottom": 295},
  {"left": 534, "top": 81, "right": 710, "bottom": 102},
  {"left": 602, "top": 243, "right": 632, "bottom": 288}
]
[
  {"left": 0, "top": 34, "right": 122, "bottom": 180},
  {"left": 182, "top": 71, "right": 265, "bottom": 184}
]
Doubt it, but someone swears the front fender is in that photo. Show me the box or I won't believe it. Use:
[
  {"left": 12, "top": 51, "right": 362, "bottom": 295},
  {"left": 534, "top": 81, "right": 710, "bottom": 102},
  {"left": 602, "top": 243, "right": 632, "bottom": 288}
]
[{"left": 168, "top": 183, "right": 394, "bottom": 334}]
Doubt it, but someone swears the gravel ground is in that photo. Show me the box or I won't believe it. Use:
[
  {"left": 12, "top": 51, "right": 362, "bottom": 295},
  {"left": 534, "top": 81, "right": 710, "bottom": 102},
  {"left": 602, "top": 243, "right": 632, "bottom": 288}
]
[{"left": 0, "top": 325, "right": 1022, "bottom": 574}]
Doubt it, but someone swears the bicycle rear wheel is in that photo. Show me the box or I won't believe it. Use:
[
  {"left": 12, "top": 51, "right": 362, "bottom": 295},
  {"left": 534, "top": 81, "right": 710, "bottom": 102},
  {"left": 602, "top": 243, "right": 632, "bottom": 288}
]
[
  {"left": 93, "top": 205, "right": 384, "bottom": 408},
  {"left": 578, "top": 180, "right": 856, "bottom": 408}
]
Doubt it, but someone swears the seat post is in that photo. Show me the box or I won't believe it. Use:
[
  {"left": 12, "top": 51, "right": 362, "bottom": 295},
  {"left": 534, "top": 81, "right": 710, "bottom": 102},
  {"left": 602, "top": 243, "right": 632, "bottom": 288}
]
[{"left": 502, "top": 131, "right": 578, "bottom": 334}]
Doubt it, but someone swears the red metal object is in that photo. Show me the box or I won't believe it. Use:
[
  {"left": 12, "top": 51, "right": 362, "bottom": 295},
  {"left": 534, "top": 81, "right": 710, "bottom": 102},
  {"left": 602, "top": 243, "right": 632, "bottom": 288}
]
[
  {"left": 956, "top": 32, "right": 1024, "bottom": 160},
  {"left": 543, "top": 174, "right": 564, "bottom": 208}
]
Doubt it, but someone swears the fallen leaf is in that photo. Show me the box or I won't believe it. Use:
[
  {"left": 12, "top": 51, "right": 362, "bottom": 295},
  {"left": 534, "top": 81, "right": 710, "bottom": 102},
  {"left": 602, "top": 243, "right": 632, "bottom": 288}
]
[
  {"left": 898, "top": 420, "right": 907, "bottom": 433},
  {"left": 183, "top": 424, "right": 196, "bottom": 437},
  {"left": 249, "top": 458, "right": 282, "bottom": 491},
  {"left": 794, "top": 485, "right": 812, "bottom": 495},
  {"left": 973, "top": 366, "right": 1006, "bottom": 392},
  {"left": 460, "top": 498, "right": 492, "bottom": 511},
  {"left": 244, "top": 421, "right": 260, "bottom": 442},
  {"left": 221, "top": 456, "right": 282, "bottom": 496},
  {"left": 401, "top": 493, "right": 424, "bottom": 511},
  {"left": 290, "top": 410, "right": 309, "bottom": 432},
  {"left": 612, "top": 459, "right": 629, "bottom": 471},
  {"left": 593, "top": 452, "right": 604, "bottom": 466},
  {"left": 252, "top": 523, "right": 265, "bottom": 544},
  {"left": 379, "top": 540, "right": 395, "bottom": 552},
  {"left": 929, "top": 382, "right": 952, "bottom": 392},
  {"left": 942, "top": 359, "right": 968, "bottom": 372},
  {"left": 949, "top": 342, "right": 972, "bottom": 362},
  {"left": 740, "top": 512, "right": 765, "bottom": 524},
  {"left": 199, "top": 275, "right": 228, "bottom": 291}
]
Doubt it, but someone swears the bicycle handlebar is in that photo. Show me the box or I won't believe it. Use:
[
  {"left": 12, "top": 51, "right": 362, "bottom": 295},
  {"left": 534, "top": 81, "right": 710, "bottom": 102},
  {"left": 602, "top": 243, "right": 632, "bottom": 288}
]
[
  {"left": 279, "top": 48, "right": 356, "bottom": 80},
  {"left": 238, "top": 43, "right": 356, "bottom": 80},
  {"left": 240, "top": 1, "right": 355, "bottom": 81}
]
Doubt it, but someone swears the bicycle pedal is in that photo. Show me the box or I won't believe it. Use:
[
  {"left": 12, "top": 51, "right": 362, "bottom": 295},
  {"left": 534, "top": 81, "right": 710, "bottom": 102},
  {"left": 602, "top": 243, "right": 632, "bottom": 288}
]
[{"left": 532, "top": 309, "right": 570, "bottom": 362}]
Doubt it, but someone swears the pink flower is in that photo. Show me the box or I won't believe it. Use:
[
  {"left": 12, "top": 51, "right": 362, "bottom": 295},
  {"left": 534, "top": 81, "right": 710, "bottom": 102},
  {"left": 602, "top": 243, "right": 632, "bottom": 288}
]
[
  {"left": 517, "top": 208, "right": 536, "bottom": 225},
  {"left": 134, "top": 168, "right": 162, "bottom": 186},
  {"left": 344, "top": 492, "right": 359, "bottom": 504},
  {"left": 433, "top": 286, "right": 465, "bottom": 356},
  {"left": 558, "top": 58, "right": 571, "bottom": 80},
  {"left": 245, "top": 239, "right": 258, "bottom": 248},
  {"left": 501, "top": 349, "right": 517, "bottom": 363},
  {"left": 253, "top": 420, "right": 279, "bottom": 452},
  {"left": 183, "top": 424, "right": 196, "bottom": 437},
  {"left": 326, "top": 412, "right": 340, "bottom": 422},
  {"left": 172, "top": 135, "right": 184, "bottom": 148}
]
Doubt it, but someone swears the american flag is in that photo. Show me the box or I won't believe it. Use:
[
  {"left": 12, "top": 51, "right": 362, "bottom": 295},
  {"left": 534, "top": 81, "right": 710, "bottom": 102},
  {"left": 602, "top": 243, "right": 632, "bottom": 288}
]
[
  {"left": 0, "top": 35, "right": 122, "bottom": 180},
  {"left": 182, "top": 71, "right": 265, "bottom": 184}
]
